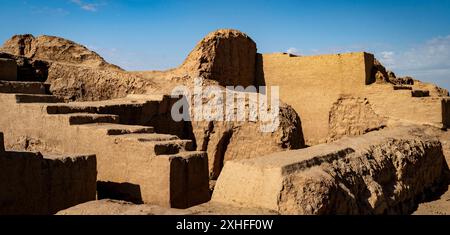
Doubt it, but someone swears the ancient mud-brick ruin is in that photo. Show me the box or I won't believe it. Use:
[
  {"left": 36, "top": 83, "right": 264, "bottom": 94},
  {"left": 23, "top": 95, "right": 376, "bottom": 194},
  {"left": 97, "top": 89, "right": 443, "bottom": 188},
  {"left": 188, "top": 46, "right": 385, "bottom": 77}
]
[{"left": 0, "top": 29, "right": 449, "bottom": 215}]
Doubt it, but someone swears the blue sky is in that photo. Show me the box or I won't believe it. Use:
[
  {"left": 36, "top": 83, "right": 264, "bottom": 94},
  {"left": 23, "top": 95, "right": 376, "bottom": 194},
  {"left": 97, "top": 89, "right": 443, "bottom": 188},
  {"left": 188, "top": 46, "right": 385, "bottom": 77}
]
[{"left": 1, "top": 0, "right": 449, "bottom": 90}]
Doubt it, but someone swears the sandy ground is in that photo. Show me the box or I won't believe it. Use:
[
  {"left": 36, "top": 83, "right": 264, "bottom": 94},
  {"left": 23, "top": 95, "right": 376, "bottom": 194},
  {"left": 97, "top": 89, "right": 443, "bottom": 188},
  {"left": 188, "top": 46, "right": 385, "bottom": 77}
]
[{"left": 414, "top": 130, "right": 450, "bottom": 215}]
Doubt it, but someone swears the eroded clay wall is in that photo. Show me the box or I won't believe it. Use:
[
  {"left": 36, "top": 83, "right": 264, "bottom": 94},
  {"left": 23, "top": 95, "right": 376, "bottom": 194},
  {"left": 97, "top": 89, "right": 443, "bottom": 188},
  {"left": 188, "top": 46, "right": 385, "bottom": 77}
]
[
  {"left": 212, "top": 126, "right": 448, "bottom": 215},
  {"left": 259, "top": 52, "right": 374, "bottom": 145},
  {"left": 0, "top": 147, "right": 96, "bottom": 215}
]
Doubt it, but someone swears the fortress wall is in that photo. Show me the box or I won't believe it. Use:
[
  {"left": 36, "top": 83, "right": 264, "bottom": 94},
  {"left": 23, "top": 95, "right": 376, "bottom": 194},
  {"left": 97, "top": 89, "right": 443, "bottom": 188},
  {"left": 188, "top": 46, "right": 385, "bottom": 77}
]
[{"left": 259, "top": 52, "right": 374, "bottom": 145}]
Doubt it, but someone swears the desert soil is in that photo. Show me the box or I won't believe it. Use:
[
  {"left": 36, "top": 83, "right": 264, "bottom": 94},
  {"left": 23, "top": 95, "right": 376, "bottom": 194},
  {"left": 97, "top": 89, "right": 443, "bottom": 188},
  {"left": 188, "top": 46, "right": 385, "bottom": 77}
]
[{"left": 414, "top": 131, "right": 450, "bottom": 215}]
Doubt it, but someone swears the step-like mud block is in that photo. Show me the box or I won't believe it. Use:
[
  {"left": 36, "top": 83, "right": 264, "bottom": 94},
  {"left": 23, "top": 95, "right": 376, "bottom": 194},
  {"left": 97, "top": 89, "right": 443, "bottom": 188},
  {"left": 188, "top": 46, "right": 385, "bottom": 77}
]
[
  {"left": 393, "top": 85, "right": 413, "bottom": 90},
  {"left": 153, "top": 139, "right": 195, "bottom": 155},
  {"left": 154, "top": 151, "right": 210, "bottom": 209},
  {"left": 78, "top": 123, "right": 154, "bottom": 135},
  {"left": 14, "top": 94, "right": 64, "bottom": 103},
  {"left": 67, "top": 113, "right": 120, "bottom": 125},
  {"left": 0, "top": 81, "right": 47, "bottom": 94},
  {"left": 0, "top": 151, "right": 97, "bottom": 215}
]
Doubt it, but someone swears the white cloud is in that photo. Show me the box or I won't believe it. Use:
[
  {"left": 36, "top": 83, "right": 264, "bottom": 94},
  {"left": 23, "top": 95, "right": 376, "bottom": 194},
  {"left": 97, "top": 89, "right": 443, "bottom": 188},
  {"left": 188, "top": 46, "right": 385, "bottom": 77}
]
[
  {"left": 286, "top": 47, "right": 299, "bottom": 55},
  {"left": 70, "top": 0, "right": 103, "bottom": 12},
  {"left": 375, "top": 35, "right": 450, "bottom": 90},
  {"left": 379, "top": 51, "right": 395, "bottom": 68}
]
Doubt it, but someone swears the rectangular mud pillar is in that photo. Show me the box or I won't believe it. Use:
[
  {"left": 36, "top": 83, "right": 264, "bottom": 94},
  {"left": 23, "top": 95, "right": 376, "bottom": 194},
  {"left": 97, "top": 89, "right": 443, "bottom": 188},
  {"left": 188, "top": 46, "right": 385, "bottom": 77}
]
[
  {"left": 0, "top": 58, "right": 17, "bottom": 81},
  {"left": 443, "top": 98, "right": 450, "bottom": 128},
  {"left": 153, "top": 153, "right": 210, "bottom": 209},
  {"left": 0, "top": 151, "right": 97, "bottom": 215}
]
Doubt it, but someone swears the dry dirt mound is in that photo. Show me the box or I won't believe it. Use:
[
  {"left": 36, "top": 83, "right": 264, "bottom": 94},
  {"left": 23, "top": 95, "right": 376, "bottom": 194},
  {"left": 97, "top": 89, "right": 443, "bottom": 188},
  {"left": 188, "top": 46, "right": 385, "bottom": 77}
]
[
  {"left": 1, "top": 34, "right": 121, "bottom": 70},
  {"left": 192, "top": 101, "right": 305, "bottom": 180},
  {"left": 1, "top": 34, "right": 153, "bottom": 101},
  {"left": 47, "top": 63, "right": 153, "bottom": 101},
  {"left": 175, "top": 29, "right": 257, "bottom": 87}
]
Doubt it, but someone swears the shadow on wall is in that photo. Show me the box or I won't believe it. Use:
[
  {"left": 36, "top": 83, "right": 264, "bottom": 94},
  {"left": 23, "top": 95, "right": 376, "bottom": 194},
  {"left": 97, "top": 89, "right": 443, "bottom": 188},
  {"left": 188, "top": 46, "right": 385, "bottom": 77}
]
[
  {"left": 255, "top": 53, "right": 266, "bottom": 88},
  {"left": 97, "top": 181, "right": 143, "bottom": 204}
]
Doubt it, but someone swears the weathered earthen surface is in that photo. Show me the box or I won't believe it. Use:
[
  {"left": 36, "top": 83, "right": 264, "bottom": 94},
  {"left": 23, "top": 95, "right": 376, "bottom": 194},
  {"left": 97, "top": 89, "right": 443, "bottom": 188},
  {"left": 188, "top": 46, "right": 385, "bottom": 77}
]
[
  {"left": 6, "top": 135, "right": 62, "bottom": 154},
  {"left": 56, "top": 199, "right": 277, "bottom": 215},
  {"left": 328, "top": 96, "right": 386, "bottom": 142},
  {"left": 192, "top": 102, "right": 305, "bottom": 179},
  {"left": 212, "top": 126, "right": 448, "bottom": 215},
  {"left": 56, "top": 199, "right": 189, "bottom": 215},
  {"left": 177, "top": 29, "right": 257, "bottom": 87},
  {"left": 413, "top": 79, "right": 449, "bottom": 97},
  {"left": 1, "top": 35, "right": 154, "bottom": 101},
  {"left": 414, "top": 186, "right": 450, "bottom": 215},
  {"left": 414, "top": 130, "right": 450, "bottom": 215},
  {"left": 1, "top": 34, "right": 120, "bottom": 70},
  {"left": 0, "top": 135, "right": 97, "bottom": 215},
  {"left": 47, "top": 63, "right": 152, "bottom": 101}
]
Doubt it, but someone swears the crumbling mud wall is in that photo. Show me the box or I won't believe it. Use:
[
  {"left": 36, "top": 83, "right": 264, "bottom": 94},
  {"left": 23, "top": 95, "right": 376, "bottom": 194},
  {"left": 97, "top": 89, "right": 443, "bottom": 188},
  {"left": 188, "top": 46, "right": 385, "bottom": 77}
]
[
  {"left": 212, "top": 126, "right": 449, "bottom": 215},
  {"left": 47, "top": 63, "right": 152, "bottom": 101},
  {"left": 364, "top": 85, "right": 447, "bottom": 128},
  {"left": 0, "top": 133, "right": 97, "bottom": 215},
  {"left": 328, "top": 96, "right": 386, "bottom": 142},
  {"left": 193, "top": 102, "right": 305, "bottom": 180}
]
